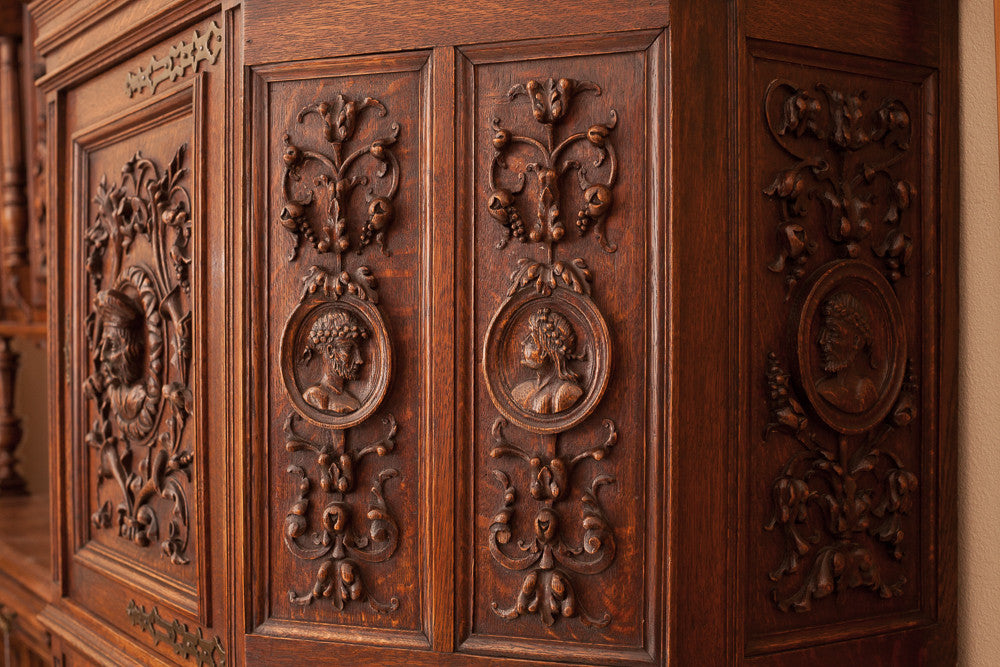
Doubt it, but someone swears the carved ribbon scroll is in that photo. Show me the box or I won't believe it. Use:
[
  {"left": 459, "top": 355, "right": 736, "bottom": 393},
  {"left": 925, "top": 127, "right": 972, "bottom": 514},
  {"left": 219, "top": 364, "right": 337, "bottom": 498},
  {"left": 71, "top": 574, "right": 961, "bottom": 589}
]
[
  {"left": 761, "top": 80, "right": 919, "bottom": 612},
  {"left": 482, "top": 77, "right": 619, "bottom": 627},
  {"left": 84, "top": 145, "right": 194, "bottom": 564},
  {"left": 277, "top": 94, "right": 402, "bottom": 612}
]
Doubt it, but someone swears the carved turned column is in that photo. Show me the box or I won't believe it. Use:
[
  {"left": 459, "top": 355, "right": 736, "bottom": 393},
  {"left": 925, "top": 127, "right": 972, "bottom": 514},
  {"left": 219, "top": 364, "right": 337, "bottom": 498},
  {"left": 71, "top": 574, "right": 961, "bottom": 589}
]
[
  {"left": 0, "top": 336, "right": 23, "bottom": 495},
  {"left": 0, "top": 35, "right": 27, "bottom": 269}
]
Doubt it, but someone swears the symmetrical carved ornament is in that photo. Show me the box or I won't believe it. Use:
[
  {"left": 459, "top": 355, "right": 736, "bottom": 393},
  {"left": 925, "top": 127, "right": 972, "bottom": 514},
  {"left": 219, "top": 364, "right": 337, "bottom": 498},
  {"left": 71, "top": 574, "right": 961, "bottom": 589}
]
[
  {"left": 278, "top": 95, "right": 401, "bottom": 612},
  {"left": 126, "top": 600, "right": 225, "bottom": 666},
  {"left": 125, "top": 22, "right": 223, "bottom": 98},
  {"left": 761, "top": 80, "right": 919, "bottom": 612},
  {"left": 763, "top": 80, "right": 915, "bottom": 295},
  {"left": 84, "top": 145, "right": 194, "bottom": 564},
  {"left": 482, "top": 77, "right": 619, "bottom": 627}
]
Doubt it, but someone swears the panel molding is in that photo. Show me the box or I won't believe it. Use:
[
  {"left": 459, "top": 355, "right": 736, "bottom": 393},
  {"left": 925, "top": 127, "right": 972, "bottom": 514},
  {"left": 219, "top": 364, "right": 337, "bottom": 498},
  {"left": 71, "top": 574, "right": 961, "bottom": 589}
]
[
  {"left": 66, "top": 76, "right": 209, "bottom": 625},
  {"left": 455, "top": 28, "right": 667, "bottom": 664},
  {"left": 246, "top": 49, "right": 432, "bottom": 647},
  {"left": 740, "top": 39, "right": 940, "bottom": 655}
]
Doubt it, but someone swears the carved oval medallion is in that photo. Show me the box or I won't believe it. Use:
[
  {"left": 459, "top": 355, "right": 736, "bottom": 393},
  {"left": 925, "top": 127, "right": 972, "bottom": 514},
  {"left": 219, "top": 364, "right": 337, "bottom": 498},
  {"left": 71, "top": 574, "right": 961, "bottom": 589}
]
[
  {"left": 483, "top": 287, "right": 610, "bottom": 434},
  {"left": 794, "top": 260, "right": 906, "bottom": 434},
  {"left": 281, "top": 295, "right": 391, "bottom": 429}
]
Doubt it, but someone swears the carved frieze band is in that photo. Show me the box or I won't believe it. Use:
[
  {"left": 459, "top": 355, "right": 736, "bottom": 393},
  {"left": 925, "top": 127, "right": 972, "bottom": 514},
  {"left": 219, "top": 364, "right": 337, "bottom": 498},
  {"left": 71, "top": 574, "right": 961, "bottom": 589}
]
[
  {"left": 84, "top": 145, "right": 194, "bottom": 564},
  {"left": 125, "top": 22, "right": 223, "bottom": 98},
  {"left": 482, "top": 77, "right": 619, "bottom": 627},
  {"left": 126, "top": 600, "right": 225, "bottom": 666},
  {"left": 761, "top": 79, "right": 919, "bottom": 612},
  {"left": 277, "top": 94, "right": 402, "bottom": 612}
]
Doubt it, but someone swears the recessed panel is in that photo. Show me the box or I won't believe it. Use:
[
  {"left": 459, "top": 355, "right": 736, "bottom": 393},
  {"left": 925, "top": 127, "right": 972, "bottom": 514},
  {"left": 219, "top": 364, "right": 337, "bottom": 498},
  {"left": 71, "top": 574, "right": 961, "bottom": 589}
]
[
  {"left": 253, "top": 53, "right": 429, "bottom": 641},
  {"left": 745, "top": 44, "right": 936, "bottom": 652},
  {"left": 458, "top": 31, "right": 666, "bottom": 662}
]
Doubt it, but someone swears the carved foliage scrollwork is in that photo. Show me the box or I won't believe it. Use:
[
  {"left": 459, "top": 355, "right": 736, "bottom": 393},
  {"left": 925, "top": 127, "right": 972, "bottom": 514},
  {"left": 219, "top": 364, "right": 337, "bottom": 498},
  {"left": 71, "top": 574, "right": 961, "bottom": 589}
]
[
  {"left": 84, "top": 145, "right": 194, "bottom": 565},
  {"left": 278, "top": 95, "right": 400, "bottom": 261},
  {"left": 278, "top": 94, "right": 402, "bottom": 613},
  {"left": 763, "top": 353, "right": 918, "bottom": 611},
  {"left": 488, "top": 78, "right": 618, "bottom": 253},
  {"left": 761, "top": 77, "right": 920, "bottom": 613},
  {"left": 482, "top": 76, "right": 619, "bottom": 628},
  {"left": 283, "top": 413, "right": 400, "bottom": 611},
  {"left": 763, "top": 80, "right": 916, "bottom": 294}
]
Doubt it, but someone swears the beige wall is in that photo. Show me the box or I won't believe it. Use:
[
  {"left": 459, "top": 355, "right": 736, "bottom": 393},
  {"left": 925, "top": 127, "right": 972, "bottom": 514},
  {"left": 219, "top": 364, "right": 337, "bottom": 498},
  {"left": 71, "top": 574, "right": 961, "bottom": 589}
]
[{"left": 959, "top": 0, "right": 1000, "bottom": 665}]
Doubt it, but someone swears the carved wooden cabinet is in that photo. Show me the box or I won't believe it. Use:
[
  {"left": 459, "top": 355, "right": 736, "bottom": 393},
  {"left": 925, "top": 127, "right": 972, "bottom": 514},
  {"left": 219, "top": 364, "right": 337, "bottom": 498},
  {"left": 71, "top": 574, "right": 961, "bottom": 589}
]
[{"left": 19, "top": 0, "right": 957, "bottom": 665}]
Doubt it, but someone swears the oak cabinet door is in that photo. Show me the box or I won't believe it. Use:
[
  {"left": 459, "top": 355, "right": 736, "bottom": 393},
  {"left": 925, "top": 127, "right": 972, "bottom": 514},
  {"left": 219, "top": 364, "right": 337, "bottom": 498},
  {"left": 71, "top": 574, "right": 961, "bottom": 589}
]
[
  {"left": 247, "top": 52, "right": 433, "bottom": 649},
  {"left": 46, "top": 13, "right": 230, "bottom": 665}
]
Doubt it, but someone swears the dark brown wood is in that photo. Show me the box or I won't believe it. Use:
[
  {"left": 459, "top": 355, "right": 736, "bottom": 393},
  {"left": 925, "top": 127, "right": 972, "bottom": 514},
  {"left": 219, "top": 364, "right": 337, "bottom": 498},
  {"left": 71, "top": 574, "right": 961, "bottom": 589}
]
[{"left": 11, "top": 0, "right": 958, "bottom": 665}]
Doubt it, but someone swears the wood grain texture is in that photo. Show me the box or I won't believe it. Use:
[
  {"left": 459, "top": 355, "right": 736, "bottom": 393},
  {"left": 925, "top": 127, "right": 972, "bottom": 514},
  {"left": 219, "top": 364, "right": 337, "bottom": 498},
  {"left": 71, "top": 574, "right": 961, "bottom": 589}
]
[
  {"left": 455, "top": 30, "right": 666, "bottom": 664},
  {"left": 246, "top": 51, "right": 432, "bottom": 654},
  {"left": 16, "top": 0, "right": 958, "bottom": 665}
]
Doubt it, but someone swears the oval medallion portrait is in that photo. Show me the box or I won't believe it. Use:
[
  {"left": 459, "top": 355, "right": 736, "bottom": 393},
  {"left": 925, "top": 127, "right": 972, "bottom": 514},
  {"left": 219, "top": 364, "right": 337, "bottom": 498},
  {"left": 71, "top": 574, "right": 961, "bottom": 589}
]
[
  {"left": 483, "top": 287, "right": 610, "bottom": 434},
  {"left": 280, "top": 295, "right": 391, "bottom": 429},
  {"left": 793, "top": 260, "right": 906, "bottom": 434}
]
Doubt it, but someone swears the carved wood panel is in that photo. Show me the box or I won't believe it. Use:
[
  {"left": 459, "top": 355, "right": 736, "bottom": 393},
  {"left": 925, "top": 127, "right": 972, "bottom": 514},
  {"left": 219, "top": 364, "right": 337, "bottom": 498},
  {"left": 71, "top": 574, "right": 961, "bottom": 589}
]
[
  {"left": 744, "top": 43, "right": 937, "bottom": 653},
  {"left": 68, "top": 78, "right": 207, "bottom": 621},
  {"left": 457, "top": 31, "right": 666, "bottom": 663},
  {"left": 250, "top": 53, "right": 429, "bottom": 644}
]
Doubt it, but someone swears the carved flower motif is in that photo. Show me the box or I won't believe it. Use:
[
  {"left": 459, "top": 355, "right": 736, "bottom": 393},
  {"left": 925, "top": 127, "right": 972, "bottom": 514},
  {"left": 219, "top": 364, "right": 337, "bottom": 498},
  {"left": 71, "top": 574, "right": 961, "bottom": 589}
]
[{"left": 525, "top": 78, "right": 575, "bottom": 124}]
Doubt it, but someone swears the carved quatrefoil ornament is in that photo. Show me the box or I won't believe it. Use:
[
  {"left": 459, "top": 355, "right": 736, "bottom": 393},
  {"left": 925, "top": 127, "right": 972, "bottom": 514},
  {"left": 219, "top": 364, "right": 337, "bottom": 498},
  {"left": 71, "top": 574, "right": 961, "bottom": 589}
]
[
  {"left": 281, "top": 282, "right": 391, "bottom": 430},
  {"left": 483, "top": 287, "right": 610, "bottom": 434},
  {"left": 792, "top": 260, "right": 906, "bottom": 434}
]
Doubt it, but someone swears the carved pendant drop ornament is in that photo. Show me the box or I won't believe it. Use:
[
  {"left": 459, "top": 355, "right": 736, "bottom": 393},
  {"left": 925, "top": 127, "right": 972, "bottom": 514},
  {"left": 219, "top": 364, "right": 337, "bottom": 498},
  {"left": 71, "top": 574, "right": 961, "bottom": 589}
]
[
  {"left": 84, "top": 145, "right": 194, "bottom": 564},
  {"left": 482, "top": 77, "right": 619, "bottom": 628},
  {"left": 277, "top": 94, "right": 402, "bottom": 613},
  {"left": 761, "top": 80, "right": 920, "bottom": 613}
]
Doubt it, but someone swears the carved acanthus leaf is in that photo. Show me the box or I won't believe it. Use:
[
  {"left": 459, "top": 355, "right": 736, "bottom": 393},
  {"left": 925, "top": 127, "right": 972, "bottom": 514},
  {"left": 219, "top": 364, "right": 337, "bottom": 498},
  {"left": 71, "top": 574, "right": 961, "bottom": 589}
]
[{"left": 763, "top": 79, "right": 916, "bottom": 292}]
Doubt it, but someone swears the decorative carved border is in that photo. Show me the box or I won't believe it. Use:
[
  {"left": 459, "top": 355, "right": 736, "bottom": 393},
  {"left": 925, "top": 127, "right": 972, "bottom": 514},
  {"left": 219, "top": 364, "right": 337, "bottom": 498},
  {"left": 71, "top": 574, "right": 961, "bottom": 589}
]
[
  {"left": 125, "top": 22, "right": 222, "bottom": 98},
  {"left": 126, "top": 600, "right": 225, "bottom": 666}
]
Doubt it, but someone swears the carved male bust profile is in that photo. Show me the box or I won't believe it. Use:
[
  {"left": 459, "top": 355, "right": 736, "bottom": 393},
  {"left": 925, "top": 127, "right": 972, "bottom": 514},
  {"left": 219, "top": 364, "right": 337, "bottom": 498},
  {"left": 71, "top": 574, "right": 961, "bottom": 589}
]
[
  {"left": 815, "top": 291, "right": 878, "bottom": 414},
  {"left": 303, "top": 310, "right": 368, "bottom": 414},
  {"left": 95, "top": 289, "right": 150, "bottom": 438},
  {"left": 511, "top": 307, "right": 584, "bottom": 415}
]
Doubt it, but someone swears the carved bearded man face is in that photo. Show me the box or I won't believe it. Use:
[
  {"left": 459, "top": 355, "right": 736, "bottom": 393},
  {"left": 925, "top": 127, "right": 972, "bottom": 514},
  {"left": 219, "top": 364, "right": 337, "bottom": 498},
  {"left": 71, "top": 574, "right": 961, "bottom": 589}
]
[
  {"left": 96, "top": 289, "right": 144, "bottom": 387},
  {"left": 817, "top": 292, "right": 872, "bottom": 374},
  {"left": 309, "top": 311, "right": 367, "bottom": 382}
]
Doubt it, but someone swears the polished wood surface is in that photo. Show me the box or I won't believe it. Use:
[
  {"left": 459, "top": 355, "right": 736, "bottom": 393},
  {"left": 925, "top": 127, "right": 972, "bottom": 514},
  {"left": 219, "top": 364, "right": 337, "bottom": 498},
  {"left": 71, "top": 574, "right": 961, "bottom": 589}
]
[{"left": 0, "top": 0, "right": 958, "bottom": 664}]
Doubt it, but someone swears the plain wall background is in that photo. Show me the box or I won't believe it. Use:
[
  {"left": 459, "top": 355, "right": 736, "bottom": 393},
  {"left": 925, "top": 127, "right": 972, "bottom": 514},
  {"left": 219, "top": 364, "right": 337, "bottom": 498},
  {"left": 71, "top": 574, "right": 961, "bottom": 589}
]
[{"left": 959, "top": 0, "right": 1000, "bottom": 664}]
